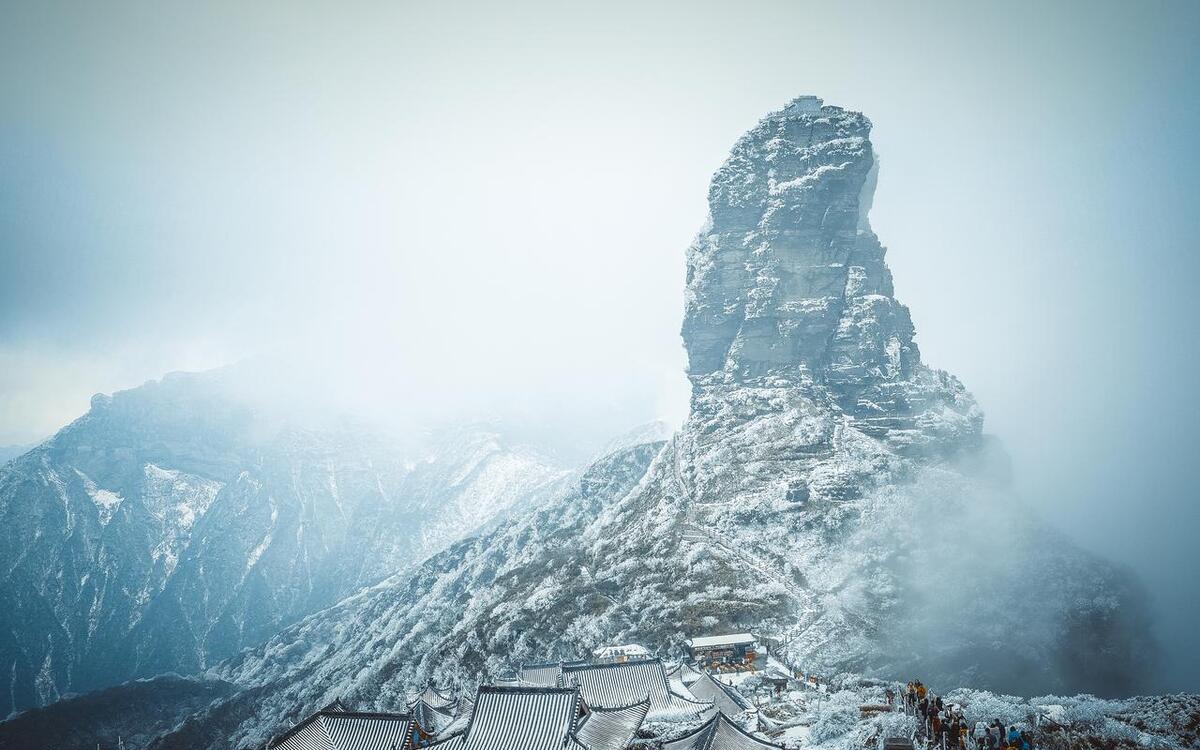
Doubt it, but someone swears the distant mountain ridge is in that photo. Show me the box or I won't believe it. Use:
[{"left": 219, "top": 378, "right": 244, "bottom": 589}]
[
  {"left": 0, "top": 444, "right": 36, "bottom": 466},
  {"left": 0, "top": 370, "right": 571, "bottom": 715}
]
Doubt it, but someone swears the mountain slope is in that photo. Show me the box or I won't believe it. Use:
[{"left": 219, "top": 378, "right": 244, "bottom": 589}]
[
  {"left": 125, "top": 96, "right": 1157, "bottom": 750},
  {"left": 0, "top": 674, "right": 236, "bottom": 750},
  {"left": 157, "top": 440, "right": 669, "bottom": 749},
  {"left": 0, "top": 370, "right": 570, "bottom": 714}
]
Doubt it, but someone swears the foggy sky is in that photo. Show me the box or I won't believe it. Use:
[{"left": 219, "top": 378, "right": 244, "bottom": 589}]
[{"left": 2, "top": 1, "right": 1197, "bottom": 691}]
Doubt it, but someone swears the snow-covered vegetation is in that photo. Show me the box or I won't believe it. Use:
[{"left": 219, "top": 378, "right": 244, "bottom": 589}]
[{"left": 780, "top": 678, "right": 1198, "bottom": 750}]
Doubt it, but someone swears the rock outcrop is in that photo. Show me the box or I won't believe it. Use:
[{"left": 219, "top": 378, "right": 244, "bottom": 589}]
[
  {"left": 671, "top": 97, "right": 1151, "bottom": 691},
  {"left": 682, "top": 96, "right": 979, "bottom": 456}
]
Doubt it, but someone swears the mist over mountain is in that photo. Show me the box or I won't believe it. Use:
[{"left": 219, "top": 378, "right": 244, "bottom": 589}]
[
  {"left": 4, "top": 96, "right": 1155, "bottom": 750},
  {"left": 0, "top": 445, "right": 34, "bottom": 466},
  {"left": 0, "top": 368, "right": 574, "bottom": 715}
]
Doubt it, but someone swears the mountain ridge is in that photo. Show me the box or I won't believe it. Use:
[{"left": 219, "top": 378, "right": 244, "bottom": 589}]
[{"left": 0, "top": 369, "right": 572, "bottom": 715}]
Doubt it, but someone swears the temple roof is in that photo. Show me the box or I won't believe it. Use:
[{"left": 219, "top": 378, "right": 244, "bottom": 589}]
[
  {"left": 408, "top": 684, "right": 456, "bottom": 711},
  {"left": 519, "top": 662, "right": 568, "bottom": 687},
  {"left": 687, "top": 672, "right": 755, "bottom": 717},
  {"left": 433, "top": 686, "right": 583, "bottom": 750},
  {"left": 269, "top": 710, "right": 416, "bottom": 750},
  {"left": 413, "top": 698, "right": 460, "bottom": 736},
  {"left": 662, "top": 713, "right": 782, "bottom": 750},
  {"left": 665, "top": 663, "right": 705, "bottom": 687},
  {"left": 560, "top": 659, "right": 713, "bottom": 719},
  {"left": 575, "top": 698, "right": 650, "bottom": 750}
]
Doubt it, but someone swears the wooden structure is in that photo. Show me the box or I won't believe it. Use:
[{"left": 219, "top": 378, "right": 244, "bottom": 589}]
[
  {"left": 684, "top": 634, "right": 758, "bottom": 668},
  {"left": 591, "top": 644, "right": 651, "bottom": 664},
  {"left": 757, "top": 668, "right": 790, "bottom": 695}
]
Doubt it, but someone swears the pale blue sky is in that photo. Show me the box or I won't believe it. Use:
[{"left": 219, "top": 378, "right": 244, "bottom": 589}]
[{"left": 2, "top": 0, "right": 1198, "bottom": 689}]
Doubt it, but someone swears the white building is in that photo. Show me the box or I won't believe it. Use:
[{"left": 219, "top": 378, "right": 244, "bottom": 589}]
[{"left": 591, "top": 643, "right": 651, "bottom": 663}]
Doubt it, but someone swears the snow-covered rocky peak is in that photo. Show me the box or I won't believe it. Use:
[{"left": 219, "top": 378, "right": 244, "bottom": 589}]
[
  {"left": 682, "top": 97, "right": 979, "bottom": 457},
  {"left": 669, "top": 98, "right": 1150, "bottom": 694}
]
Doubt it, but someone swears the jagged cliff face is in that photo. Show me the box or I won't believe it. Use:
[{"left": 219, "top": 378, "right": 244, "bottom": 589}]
[
  {"left": 0, "top": 372, "right": 569, "bottom": 715},
  {"left": 682, "top": 96, "right": 979, "bottom": 456},
  {"left": 111, "top": 97, "right": 1157, "bottom": 750},
  {"left": 671, "top": 98, "right": 1150, "bottom": 689}
]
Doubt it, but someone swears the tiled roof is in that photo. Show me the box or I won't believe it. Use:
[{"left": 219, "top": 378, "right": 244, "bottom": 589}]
[
  {"left": 662, "top": 713, "right": 782, "bottom": 750},
  {"left": 560, "top": 659, "right": 713, "bottom": 719},
  {"left": 270, "top": 711, "right": 416, "bottom": 750},
  {"left": 575, "top": 698, "right": 650, "bottom": 750},
  {"left": 446, "top": 686, "right": 583, "bottom": 750},
  {"left": 687, "top": 672, "right": 755, "bottom": 717}
]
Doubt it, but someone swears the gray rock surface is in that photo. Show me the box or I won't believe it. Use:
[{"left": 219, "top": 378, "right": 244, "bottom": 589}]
[{"left": 682, "top": 98, "right": 978, "bottom": 455}]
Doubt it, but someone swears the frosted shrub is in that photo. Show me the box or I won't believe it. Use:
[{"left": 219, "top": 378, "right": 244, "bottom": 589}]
[
  {"left": 1100, "top": 717, "right": 1142, "bottom": 744},
  {"left": 1030, "top": 694, "right": 1129, "bottom": 728},
  {"left": 872, "top": 713, "right": 918, "bottom": 749},
  {"left": 809, "top": 705, "right": 860, "bottom": 746},
  {"left": 945, "top": 689, "right": 1031, "bottom": 726},
  {"left": 809, "top": 690, "right": 862, "bottom": 746},
  {"left": 882, "top": 711, "right": 917, "bottom": 734},
  {"left": 827, "top": 673, "right": 864, "bottom": 692}
]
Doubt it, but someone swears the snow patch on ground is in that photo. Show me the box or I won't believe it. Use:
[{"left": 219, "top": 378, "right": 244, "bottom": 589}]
[
  {"left": 73, "top": 469, "right": 125, "bottom": 525},
  {"left": 142, "top": 463, "right": 224, "bottom": 575}
]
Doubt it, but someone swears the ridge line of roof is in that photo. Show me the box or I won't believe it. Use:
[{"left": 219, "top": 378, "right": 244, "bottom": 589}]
[
  {"left": 477, "top": 684, "right": 581, "bottom": 694},
  {"left": 695, "top": 671, "right": 754, "bottom": 710},
  {"left": 667, "top": 688, "right": 716, "bottom": 708},
  {"left": 520, "top": 659, "right": 587, "bottom": 669},
  {"left": 586, "top": 696, "right": 653, "bottom": 713},
  {"left": 267, "top": 709, "right": 415, "bottom": 749},
  {"left": 663, "top": 712, "right": 722, "bottom": 747},
  {"left": 716, "top": 711, "right": 784, "bottom": 748},
  {"left": 319, "top": 710, "right": 416, "bottom": 719},
  {"left": 561, "top": 657, "right": 664, "bottom": 672}
]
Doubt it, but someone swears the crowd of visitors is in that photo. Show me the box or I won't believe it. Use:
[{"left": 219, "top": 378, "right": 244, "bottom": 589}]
[{"left": 902, "top": 681, "right": 1034, "bottom": 750}]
